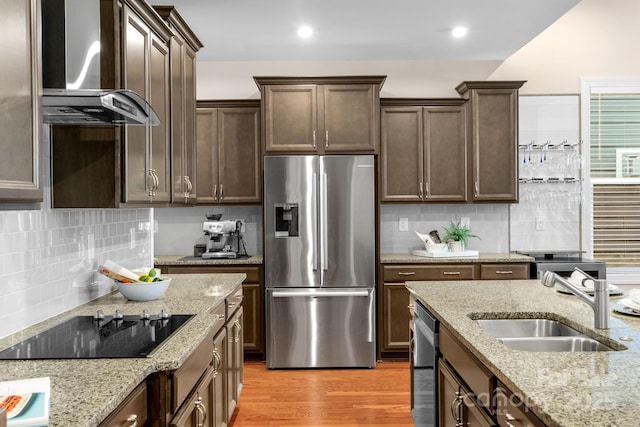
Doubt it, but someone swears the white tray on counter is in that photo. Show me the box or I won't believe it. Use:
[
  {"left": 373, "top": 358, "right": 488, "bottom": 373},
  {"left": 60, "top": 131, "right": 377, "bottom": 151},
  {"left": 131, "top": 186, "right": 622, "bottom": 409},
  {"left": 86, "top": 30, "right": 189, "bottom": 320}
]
[{"left": 412, "top": 249, "right": 479, "bottom": 258}]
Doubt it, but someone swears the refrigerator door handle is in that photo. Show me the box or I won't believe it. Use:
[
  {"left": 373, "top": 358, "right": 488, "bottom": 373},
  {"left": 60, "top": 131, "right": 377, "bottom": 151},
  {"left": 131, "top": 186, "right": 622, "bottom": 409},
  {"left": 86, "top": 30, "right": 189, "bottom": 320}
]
[
  {"left": 320, "top": 171, "right": 329, "bottom": 271},
  {"left": 312, "top": 172, "right": 318, "bottom": 271},
  {"left": 271, "top": 289, "right": 371, "bottom": 298}
]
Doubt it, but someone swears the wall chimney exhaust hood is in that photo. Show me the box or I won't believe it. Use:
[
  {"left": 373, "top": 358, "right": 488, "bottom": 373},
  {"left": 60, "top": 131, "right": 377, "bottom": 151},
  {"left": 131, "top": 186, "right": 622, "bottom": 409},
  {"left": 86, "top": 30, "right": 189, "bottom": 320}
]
[{"left": 41, "top": 0, "right": 158, "bottom": 126}]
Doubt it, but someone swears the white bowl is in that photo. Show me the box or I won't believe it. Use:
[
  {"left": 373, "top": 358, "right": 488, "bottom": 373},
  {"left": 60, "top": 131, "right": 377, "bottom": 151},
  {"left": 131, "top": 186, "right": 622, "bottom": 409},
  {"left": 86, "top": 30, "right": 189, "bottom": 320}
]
[
  {"left": 629, "top": 288, "right": 640, "bottom": 305},
  {"left": 424, "top": 242, "right": 448, "bottom": 252},
  {"left": 116, "top": 278, "right": 171, "bottom": 301}
]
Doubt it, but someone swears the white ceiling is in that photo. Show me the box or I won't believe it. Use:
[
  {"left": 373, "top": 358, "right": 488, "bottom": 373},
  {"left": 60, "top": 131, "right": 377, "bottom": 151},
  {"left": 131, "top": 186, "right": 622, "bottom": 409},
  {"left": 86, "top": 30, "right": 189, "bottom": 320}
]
[{"left": 148, "top": 0, "right": 581, "bottom": 62}]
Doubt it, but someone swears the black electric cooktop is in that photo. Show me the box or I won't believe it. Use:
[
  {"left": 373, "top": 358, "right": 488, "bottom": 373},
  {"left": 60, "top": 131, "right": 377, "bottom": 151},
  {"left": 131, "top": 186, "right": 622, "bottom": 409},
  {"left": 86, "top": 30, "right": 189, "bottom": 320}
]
[{"left": 0, "top": 314, "right": 193, "bottom": 360}]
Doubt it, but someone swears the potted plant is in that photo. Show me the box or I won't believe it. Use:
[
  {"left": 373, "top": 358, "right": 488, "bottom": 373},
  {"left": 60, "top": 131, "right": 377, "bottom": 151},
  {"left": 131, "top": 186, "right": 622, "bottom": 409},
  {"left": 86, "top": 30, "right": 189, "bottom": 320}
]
[{"left": 442, "top": 219, "right": 479, "bottom": 252}]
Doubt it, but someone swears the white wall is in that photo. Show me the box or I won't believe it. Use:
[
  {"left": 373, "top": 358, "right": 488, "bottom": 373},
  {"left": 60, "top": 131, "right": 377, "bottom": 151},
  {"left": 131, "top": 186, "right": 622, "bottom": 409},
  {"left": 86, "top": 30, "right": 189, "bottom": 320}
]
[{"left": 490, "top": 0, "right": 640, "bottom": 94}]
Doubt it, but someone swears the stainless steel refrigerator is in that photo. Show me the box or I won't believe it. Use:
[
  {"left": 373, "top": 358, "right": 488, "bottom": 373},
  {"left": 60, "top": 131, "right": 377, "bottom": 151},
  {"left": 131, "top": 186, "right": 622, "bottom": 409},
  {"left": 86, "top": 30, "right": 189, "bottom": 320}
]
[{"left": 264, "top": 155, "right": 376, "bottom": 369}]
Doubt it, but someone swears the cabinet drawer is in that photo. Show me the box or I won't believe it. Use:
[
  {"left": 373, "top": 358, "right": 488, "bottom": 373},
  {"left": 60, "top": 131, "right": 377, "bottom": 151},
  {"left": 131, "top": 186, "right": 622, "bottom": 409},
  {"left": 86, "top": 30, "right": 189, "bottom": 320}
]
[
  {"left": 172, "top": 329, "right": 214, "bottom": 412},
  {"left": 171, "top": 366, "right": 215, "bottom": 427},
  {"left": 480, "top": 263, "right": 529, "bottom": 280},
  {"left": 99, "top": 382, "right": 147, "bottom": 427},
  {"left": 383, "top": 264, "right": 476, "bottom": 281},
  {"left": 439, "top": 327, "right": 493, "bottom": 408},
  {"left": 495, "top": 381, "right": 545, "bottom": 427},
  {"left": 226, "top": 285, "right": 243, "bottom": 318}
]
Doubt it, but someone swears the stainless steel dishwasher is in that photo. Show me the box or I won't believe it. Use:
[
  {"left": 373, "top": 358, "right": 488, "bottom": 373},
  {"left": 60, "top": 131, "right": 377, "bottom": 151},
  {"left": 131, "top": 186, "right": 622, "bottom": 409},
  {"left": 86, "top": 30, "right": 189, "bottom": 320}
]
[{"left": 411, "top": 300, "right": 439, "bottom": 426}]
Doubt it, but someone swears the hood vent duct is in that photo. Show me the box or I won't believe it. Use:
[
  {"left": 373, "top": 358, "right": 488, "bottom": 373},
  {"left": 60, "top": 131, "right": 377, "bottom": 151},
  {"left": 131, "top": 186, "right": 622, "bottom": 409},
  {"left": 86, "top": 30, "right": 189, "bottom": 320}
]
[{"left": 41, "top": 0, "right": 158, "bottom": 126}]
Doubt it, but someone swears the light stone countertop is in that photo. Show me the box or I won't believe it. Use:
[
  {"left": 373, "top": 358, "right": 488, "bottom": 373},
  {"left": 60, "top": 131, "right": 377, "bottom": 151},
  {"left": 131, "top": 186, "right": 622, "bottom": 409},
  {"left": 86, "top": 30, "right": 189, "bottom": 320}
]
[
  {"left": 0, "top": 273, "right": 246, "bottom": 427},
  {"left": 381, "top": 252, "right": 533, "bottom": 264},
  {"left": 154, "top": 254, "right": 263, "bottom": 265},
  {"left": 406, "top": 279, "right": 640, "bottom": 427}
]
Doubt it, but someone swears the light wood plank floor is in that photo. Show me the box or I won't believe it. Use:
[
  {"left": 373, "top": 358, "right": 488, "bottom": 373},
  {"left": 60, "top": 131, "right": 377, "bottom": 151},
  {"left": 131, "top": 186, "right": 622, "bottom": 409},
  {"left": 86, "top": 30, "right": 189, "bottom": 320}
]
[{"left": 230, "top": 361, "right": 413, "bottom": 426}]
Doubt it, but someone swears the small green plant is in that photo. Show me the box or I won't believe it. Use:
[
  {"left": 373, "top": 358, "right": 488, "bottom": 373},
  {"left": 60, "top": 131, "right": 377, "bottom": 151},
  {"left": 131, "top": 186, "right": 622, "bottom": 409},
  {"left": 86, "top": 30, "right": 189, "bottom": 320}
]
[{"left": 442, "top": 219, "right": 479, "bottom": 248}]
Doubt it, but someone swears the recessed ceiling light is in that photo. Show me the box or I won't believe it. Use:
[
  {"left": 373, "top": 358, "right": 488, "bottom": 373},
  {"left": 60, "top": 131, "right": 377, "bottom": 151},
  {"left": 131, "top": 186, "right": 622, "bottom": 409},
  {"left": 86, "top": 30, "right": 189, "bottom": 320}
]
[
  {"left": 451, "top": 26, "right": 468, "bottom": 38},
  {"left": 297, "top": 25, "right": 313, "bottom": 39}
]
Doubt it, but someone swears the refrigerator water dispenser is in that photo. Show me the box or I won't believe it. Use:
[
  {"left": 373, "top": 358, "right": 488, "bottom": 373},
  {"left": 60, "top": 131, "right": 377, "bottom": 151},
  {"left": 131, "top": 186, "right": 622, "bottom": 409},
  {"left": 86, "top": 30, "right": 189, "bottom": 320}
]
[{"left": 275, "top": 203, "right": 299, "bottom": 237}]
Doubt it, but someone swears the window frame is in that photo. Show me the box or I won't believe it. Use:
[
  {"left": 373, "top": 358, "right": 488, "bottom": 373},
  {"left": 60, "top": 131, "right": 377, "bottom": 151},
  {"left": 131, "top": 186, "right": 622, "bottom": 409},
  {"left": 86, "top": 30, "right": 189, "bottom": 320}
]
[{"left": 581, "top": 77, "right": 640, "bottom": 284}]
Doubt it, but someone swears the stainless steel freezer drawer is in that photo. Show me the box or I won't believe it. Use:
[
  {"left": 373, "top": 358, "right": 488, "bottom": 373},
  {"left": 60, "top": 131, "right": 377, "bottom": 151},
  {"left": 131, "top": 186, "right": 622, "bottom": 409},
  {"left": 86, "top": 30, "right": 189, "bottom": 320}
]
[{"left": 266, "top": 288, "right": 376, "bottom": 369}]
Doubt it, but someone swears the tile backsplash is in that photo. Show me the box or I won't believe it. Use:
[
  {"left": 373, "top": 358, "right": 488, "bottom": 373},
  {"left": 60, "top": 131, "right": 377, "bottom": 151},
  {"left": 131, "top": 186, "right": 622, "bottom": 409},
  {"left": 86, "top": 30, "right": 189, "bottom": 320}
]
[
  {"left": 0, "top": 126, "right": 153, "bottom": 339},
  {"left": 153, "top": 206, "right": 262, "bottom": 256}
]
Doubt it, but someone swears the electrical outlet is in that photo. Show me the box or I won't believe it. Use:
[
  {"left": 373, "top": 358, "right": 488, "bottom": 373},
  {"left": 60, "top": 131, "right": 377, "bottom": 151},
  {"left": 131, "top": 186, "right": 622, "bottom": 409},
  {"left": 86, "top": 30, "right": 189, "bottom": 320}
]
[
  {"left": 535, "top": 216, "right": 545, "bottom": 231},
  {"left": 399, "top": 218, "right": 409, "bottom": 231},
  {"left": 460, "top": 217, "right": 470, "bottom": 228}
]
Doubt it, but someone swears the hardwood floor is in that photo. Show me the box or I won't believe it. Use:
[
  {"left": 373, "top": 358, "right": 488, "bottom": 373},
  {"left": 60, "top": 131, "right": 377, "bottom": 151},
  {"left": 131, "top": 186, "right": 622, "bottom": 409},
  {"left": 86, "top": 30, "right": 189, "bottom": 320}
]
[{"left": 230, "top": 361, "right": 413, "bottom": 426}]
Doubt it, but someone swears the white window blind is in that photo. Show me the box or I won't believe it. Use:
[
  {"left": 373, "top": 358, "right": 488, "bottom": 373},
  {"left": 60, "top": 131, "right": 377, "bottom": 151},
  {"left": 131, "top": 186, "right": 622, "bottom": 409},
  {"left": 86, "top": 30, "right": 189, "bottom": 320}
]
[{"left": 590, "top": 93, "right": 640, "bottom": 267}]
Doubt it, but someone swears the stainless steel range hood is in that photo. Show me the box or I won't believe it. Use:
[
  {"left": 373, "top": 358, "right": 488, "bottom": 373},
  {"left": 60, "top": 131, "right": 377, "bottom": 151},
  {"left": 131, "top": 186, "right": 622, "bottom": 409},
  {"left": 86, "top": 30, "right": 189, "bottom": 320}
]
[{"left": 41, "top": 0, "right": 158, "bottom": 126}]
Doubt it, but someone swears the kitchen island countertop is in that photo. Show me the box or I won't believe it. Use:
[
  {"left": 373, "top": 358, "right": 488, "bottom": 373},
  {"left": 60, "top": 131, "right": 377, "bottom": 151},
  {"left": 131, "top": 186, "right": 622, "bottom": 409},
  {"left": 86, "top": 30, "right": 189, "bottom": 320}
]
[
  {"left": 0, "top": 273, "right": 246, "bottom": 427},
  {"left": 381, "top": 252, "right": 533, "bottom": 264},
  {"left": 407, "top": 279, "right": 640, "bottom": 426}
]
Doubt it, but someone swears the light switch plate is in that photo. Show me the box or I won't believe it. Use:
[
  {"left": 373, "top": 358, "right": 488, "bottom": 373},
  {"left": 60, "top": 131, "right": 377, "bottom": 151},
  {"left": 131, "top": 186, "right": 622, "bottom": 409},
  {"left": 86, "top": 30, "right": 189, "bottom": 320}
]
[
  {"left": 535, "top": 216, "right": 545, "bottom": 231},
  {"left": 399, "top": 218, "right": 409, "bottom": 231}
]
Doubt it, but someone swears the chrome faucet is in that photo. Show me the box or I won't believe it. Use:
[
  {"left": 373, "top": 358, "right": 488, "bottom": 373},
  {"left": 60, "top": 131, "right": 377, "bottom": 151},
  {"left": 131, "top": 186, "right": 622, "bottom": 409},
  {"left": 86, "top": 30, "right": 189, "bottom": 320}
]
[{"left": 541, "top": 269, "right": 610, "bottom": 329}]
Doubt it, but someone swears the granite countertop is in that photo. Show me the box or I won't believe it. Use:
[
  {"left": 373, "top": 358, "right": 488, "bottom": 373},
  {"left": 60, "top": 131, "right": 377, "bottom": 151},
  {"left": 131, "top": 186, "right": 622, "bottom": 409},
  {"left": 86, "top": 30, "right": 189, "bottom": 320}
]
[
  {"left": 381, "top": 252, "right": 533, "bottom": 264},
  {"left": 0, "top": 273, "right": 246, "bottom": 427},
  {"left": 406, "top": 279, "right": 640, "bottom": 426},
  {"left": 154, "top": 254, "right": 263, "bottom": 265}
]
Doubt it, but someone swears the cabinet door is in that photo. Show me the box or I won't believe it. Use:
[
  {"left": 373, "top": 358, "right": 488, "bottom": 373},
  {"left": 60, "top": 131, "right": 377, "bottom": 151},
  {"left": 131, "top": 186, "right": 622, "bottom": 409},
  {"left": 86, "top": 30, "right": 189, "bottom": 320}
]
[
  {"left": 122, "top": 7, "right": 150, "bottom": 203},
  {"left": 380, "top": 107, "right": 423, "bottom": 202},
  {"left": 218, "top": 108, "right": 261, "bottom": 203},
  {"left": 170, "top": 367, "right": 215, "bottom": 427},
  {"left": 322, "top": 84, "right": 378, "bottom": 152},
  {"left": 170, "top": 35, "right": 186, "bottom": 203},
  {"left": 263, "top": 85, "right": 317, "bottom": 152},
  {"left": 0, "top": 0, "right": 42, "bottom": 202},
  {"left": 439, "top": 359, "right": 463, "bottom": 427},
  {"left": 469, "top": 88, "right": 519, "bottom": 202},
  {"left": 212, "top": 328, "right": 228, "bottom": 427},
  {"left": 196, "top": 108, "right": 219, "bottom": 203},
  {"left": 241, "top": 283, "right": 263, "bottom": 355},
  {"left": 424, "top": 106, "right": 467, "bottom": 202},
  {"left": 226, "top": 308, "right": 244, "bottom": 422},
  {"left": 148, "top": 32, "right": 171, "bottom": 202},
  {"left": 122, "top": 6, "right": 170, "bottom": 204},
  {"left": 183, "top": 45, "right": 198, "bottom": 203},
  {"left": 381, "top": 283, "right": 410, "bottom": 354}
]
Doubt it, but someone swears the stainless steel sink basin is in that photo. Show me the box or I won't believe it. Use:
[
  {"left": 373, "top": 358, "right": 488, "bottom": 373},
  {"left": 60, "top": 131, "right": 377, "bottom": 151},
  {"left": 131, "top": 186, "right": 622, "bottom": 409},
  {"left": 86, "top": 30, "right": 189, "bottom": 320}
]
[
  {"left": 475, "top": 319, "right": 584, "bottom": 338},
  {"left": 496, "top": 336, "right": 614, "bottom": 352},
  {"left": 475, "top": 318, "right": 616, "bottom": 352}
]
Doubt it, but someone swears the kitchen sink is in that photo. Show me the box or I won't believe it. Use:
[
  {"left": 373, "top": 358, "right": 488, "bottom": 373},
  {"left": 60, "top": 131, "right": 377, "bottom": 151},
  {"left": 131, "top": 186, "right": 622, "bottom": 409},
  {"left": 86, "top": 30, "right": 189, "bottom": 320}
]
[{"left": 474, "top": 318, "right": 617, "bottom": 352}]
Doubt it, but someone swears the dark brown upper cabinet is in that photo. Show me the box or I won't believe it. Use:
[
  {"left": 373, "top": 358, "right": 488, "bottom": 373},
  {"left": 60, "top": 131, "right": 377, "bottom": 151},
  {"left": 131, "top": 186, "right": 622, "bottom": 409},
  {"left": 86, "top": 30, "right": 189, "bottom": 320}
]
[
  {"left": 381, "top": 99, "right": 467, "bottom": 203},
  {"left": 254, "top": 76, "right": 386, "bottom": 154},
  {"left": 456, "top": 81, "right": 526, "bottom": 203},
  {"left": 196, "top": 100, "right": 262, "bottom": 205},
  {"left": 0, "top": 0, "right": 42, "bottom": 202},
  {"left": 154, "top": 6, "right": 203, "bottom": 205},
  {"left": 51, "top": 0, "right": 187, "bottom": 208}
]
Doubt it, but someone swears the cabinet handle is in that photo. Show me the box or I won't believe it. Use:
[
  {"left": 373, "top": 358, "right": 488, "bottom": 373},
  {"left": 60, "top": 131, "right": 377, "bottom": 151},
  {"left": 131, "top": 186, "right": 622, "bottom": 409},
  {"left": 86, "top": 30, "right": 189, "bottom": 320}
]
[
  {"left": 474, "top": 181, "right": 479, "bottom": 197},
  {"left": 397, "top": 271, "right": 416, "bottom": 276},
  {"left": 213, "top": 348, "right": 222, "bottom": 373},
  {"left": 424, "top": 181, "right": 429, "bottom": 197},
  {"left": 213, "top": 184, "right": 218, "bottom": 201},
  {"left": 450, "top": 392, "right": 464, "bottom": 426},
  {"left": 147, "top": 170, "right": 155, "bottom": 197},
  {"left": 504, "top": 411, "right": 517, "bottom": 427},
  {"left": 443, "top": 271, "right": 461, "bottom": 275},
  {"left": 194, "top": 396, "right": 207, "bottom": 427},
  {"left": 312, "top": 130, "right": 317, "bottom": 148},
  {"left": 495, "top": 270, "right": 513, "bottom": 275},
  {"left": 325, "top": 130, "right": 329, "bottom": 148},
  {"left": 418, "top": 180, "right": 423, "bottom": 199},
  {"left": 124, "top": 414, "right": 138, "bottom": 427},
  {"left": 220, "top": 184, "right": 224, "bottom": 200}
]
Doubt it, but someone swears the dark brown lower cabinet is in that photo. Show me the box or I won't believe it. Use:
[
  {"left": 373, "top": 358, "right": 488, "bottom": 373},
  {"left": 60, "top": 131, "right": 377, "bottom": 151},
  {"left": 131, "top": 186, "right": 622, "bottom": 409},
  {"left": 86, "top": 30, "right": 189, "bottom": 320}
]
[
  {"left": 438, "top": 360, "right": 493, "bottom": 427},
  {"left": 99, "top": 382, "right": 147, "bottom": 427},
  {"left": 170, "top": 367, "right": 215, "bottom": 427}
]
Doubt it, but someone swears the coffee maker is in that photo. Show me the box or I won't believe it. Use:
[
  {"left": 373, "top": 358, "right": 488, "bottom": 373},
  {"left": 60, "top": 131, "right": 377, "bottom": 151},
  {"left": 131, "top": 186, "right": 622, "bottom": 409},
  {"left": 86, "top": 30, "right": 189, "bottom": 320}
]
[{"left": 201, "top": 214, "right": 247, "bottom": 259}]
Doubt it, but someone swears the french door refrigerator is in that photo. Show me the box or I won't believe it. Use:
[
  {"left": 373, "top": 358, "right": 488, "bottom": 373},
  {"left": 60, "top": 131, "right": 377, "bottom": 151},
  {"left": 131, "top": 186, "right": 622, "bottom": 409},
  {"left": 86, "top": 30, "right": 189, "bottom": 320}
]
[{"left": 264, "top": 155, "right": 376, "bottom": 369}]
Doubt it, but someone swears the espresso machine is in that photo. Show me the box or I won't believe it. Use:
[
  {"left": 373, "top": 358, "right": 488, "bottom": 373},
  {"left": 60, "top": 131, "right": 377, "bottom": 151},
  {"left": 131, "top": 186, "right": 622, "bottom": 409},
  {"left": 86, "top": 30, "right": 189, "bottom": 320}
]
[{"left": 201, "top": 214, "right": 247, "bottom": 259}]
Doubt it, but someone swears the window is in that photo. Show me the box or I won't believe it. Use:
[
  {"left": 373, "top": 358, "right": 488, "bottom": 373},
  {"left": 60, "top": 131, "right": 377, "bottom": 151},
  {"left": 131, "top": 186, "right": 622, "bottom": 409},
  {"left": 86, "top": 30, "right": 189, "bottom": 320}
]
[{"left": 582, "top": 79, "right": 640, "bottom": 282}]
